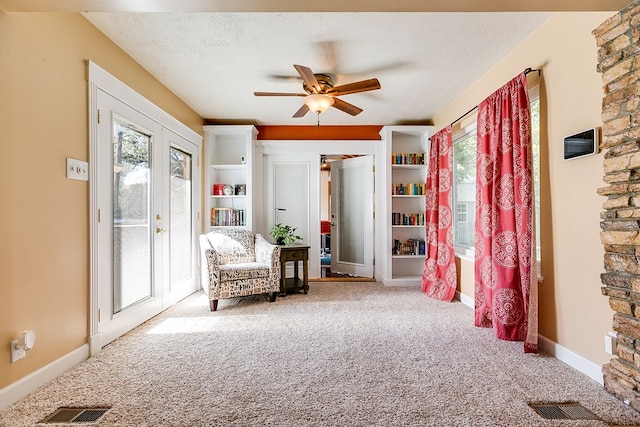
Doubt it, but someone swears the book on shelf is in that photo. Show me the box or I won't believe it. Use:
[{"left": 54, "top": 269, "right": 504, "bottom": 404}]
[
  {"left": 392, "top": 238, "right": 426, "bottom": 256},
  {"left": 212, "top": 184, "right": 225, "bottom": 195},
  {"left": 210, "top": 208, "right": 246, "bottom": 227},
  {"left": 391, "top": 212, "right": 425, "bottom": 226},
  {"left": 391, "top": 152, "right": 425, "bottom": 165},
  {"left": 392, "top": 183, "right": 426, "bottom": 195}
]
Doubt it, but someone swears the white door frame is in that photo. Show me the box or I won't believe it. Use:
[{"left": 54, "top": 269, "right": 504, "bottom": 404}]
[
  {"left": 88, "top": 61, "right": 201, "bottom": 355},
  {"left": 255, "top": 140, "right": 384, "bottom": 280}
]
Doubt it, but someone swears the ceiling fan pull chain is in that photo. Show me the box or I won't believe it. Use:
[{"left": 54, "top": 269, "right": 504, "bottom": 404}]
[{"left": 317, "top": 112, "right": 321, "bottom": 129}]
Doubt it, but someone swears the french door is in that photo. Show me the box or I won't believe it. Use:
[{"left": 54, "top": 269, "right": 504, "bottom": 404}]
[{"left": 95, "top": 89, "right": 199, "bottom": 347}]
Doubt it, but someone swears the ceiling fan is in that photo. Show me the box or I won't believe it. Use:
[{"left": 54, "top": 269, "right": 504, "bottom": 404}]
[{"left": 254, "top": 64, "right": 381, "bottom": 119}]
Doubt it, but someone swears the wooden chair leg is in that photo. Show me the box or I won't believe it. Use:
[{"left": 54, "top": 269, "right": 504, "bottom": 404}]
[
  {"left": 269, "top": 292, "right": 277, "bottom": 303},
  {"left": 210, "top": 299, "right": 218, "bottom": 311}
]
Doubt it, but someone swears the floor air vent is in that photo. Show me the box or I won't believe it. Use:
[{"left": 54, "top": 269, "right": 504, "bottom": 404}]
[
  {"left": 39, "top": 407, "right": 110, "bottom": 424},
  {"left": 529, "top": 402, "right": 600, "bottom": 420}
]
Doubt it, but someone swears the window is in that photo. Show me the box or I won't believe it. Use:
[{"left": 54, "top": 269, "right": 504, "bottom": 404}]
[
  {"left": 452, "top": 90, "right": 541, "bottom": 264},
  {"left": 531, "top": 94, "right": 541, "bottom": 263},
  {"left": 456, "top": 203, "right": 468, "bottom": 223},
  {"left": 453, "top": 127, "right": 477, "bottom": 249}
]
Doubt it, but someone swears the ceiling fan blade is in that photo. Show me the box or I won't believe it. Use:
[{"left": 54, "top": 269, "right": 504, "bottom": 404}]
[
  {"left": 331, "top": 97, "right": 363, "bottom": 116},
  {"left": 328, "top": 78, "right": 381, "bottom": 96},
  {"left": 293, "top": 103, "right": 310, "bottom": 118},
  {"left": 254, "top": 91, "right": 306, "bottom": 97},
  {"left": 294, "top": 64, "right": 321, "bottom": 93}
]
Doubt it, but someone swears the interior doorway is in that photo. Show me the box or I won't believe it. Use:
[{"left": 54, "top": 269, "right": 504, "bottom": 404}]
[
  {"left": 257, "top": 139, "right": 382, "bottom": 281},
  {"left": 318, "top": 154, "right": 374, "bottom": 281}
]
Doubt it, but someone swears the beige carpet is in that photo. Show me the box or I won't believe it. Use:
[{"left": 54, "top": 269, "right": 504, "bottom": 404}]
[{"left": 2, "top": 282, "right": 640, "bottom": 426}]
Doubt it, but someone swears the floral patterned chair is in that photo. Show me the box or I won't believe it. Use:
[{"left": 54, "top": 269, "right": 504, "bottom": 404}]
[{"left": 199, "top": 229, "right": 281, "bottom": 311}]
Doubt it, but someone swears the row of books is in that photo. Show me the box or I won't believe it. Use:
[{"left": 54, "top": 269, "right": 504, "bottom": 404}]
[
  {"left": 392, "top": 183, "right": 426, "bottom": 195},
  {"left": 392, "top": 238, "right": 426, "bottom": 256},
  {"left": 392, "top": 212, "right": 425, "bottom": 226},
  {"left": 391, "top": 152, "right": 425, "bottom": 165},
  {"left": 211, "top": 208, "right": 246, "bottom": 227}
]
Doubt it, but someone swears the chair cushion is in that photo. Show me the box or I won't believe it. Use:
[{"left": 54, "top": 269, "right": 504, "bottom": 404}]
[
  {"left": 206, "top": 229, "right": 256, "bottom": 264},
  {"left": 219, "top": 262, "right": 270, "bottom": 281}
]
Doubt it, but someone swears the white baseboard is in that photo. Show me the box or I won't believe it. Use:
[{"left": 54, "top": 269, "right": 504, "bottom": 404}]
[
  {"left": 456, "top": 290, "right": 474, "bottom": 308},
  {"left": 382, "top": 276, "right": 422, "bottom": 287},
  {"left": 538, "top": 335, "right": 604, "bottom": 385},
  {"left": 0, "top": 344, "right": 89, "bottom": 411},
  {"left": 456, "top": 291, "right": 603, "bottom": 384}
]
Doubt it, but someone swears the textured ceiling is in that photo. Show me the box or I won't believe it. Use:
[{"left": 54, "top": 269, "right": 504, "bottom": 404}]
[
  {"left": 83, "top": 12, "right": 553, "bottom": 125},
  {"left": 4, "top": 0, "right": 621, "bottom": 125}
]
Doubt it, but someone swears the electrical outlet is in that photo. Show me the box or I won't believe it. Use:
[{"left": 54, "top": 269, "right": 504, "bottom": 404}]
[
  {"left": 605, "top": 331, "right": 617, "bottom": 355},
  {"left": 10, "top": 339, "right": 25, "bottom": 363}
]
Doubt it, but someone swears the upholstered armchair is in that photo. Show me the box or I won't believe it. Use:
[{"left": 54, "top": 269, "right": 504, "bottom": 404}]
[{"left": 199, "top": 229, "right": 281, "bottom": 311}]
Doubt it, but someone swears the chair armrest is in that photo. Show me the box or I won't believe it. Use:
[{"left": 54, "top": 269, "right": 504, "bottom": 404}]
[
  {"left": 255, "top": 233, "right": 281, "bottom": 270},
  {"left": 199, "top": 234, "right": 221, "bottom": 295}
]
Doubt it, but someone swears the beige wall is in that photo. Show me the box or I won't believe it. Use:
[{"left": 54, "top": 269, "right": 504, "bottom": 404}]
[
  {"left": 433, "top": 12, "right": 615, "bottom": 365},
  {"left": 0, "top": 11, "right": 202, "bottom": 389}
]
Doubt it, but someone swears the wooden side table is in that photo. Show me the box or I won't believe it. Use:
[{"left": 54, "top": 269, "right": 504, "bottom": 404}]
[{"left": 279, "top": 245, "right": 310, "bottom": 296}]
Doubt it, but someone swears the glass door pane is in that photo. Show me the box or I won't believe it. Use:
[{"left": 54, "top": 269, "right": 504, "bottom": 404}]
[
  {"left": 112, "top": 119, "right": 152, "bottom": 313},
  {"left": 338, "top": 165, "right": 365, "bottom": 264},
  {"left": 169, "top": 147, "right": 192, "bottom": 285}
]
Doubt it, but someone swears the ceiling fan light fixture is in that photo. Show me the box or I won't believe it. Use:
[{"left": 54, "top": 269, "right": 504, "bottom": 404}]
[{"left": 304, "top": 93, "right": 334, "bottom": 114}]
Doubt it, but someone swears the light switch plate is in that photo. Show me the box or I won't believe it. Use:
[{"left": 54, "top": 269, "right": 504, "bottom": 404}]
[{"left": 66, "top": 158, "right": 88, "bottom": 181}]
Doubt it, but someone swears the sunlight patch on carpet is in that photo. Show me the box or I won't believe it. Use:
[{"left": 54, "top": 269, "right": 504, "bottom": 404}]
[{"left": 146, "top": 315, "right": 268, "bottom": 334}]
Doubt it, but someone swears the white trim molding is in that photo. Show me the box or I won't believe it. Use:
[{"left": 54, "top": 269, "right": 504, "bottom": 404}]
[
  {"left": 0, "top": 345, "right": 89, "bottom": 411},
  {"left": 86, "top": 61, "right": 201, "bottom": 143},
  {"left": 456, "top": 290, "right": 474, "bottom": 308},
  {"left": 538, "top": 335, "right": 604, "bottom": 385}
]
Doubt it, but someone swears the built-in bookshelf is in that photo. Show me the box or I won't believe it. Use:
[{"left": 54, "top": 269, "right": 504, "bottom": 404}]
[
  {"left": 203, "top": 125, "right": 256, "bottom": 231},
  {"left": 381, "top": 126, "right": 432, "bottom": 286}
]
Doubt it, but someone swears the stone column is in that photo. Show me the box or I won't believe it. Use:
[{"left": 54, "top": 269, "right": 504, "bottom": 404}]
[{"left": 594, "top": 0, "right": 640, "bottom": 411}]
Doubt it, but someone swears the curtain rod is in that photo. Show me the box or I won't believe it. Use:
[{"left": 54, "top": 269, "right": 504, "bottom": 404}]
[
  {"left": 449, "top": 67, "right": 541, "bottom": 127},
  {"left": 524, "top": 67, "right": 541, "bottom": 76}
]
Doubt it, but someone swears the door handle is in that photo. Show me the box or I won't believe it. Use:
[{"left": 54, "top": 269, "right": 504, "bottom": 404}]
[{"left": 156, "top": 227, "right": 167, "bottom": 234}]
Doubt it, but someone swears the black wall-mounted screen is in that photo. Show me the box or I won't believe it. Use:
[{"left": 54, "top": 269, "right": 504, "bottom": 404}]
[{"left": 563, "top": 128, "right": 599, "bottom": 160}]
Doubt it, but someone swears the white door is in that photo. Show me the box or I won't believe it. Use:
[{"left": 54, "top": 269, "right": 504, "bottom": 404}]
[
  {"left": 330, "top": 156, "right": 374, "bottom": 277},
  {"left": 96, "top": 90, "right": 198, "bottom": 346},
  {"left": 162, "top": 131, "right": 200, "bottom": 308}
]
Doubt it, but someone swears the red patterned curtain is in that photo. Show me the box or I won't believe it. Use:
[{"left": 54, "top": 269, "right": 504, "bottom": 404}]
[
  {"left": 422, "top": 126, "right": 457, "bottom": 301},
  {"left": 474, "top": 72, "right": 538, "bottom": 353}
]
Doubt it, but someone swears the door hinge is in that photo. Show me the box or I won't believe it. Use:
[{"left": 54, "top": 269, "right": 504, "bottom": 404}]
[
  {"left": 97, "top": 109, "right": 101, "bottom": 124},
  {"left": 98, "top": 308, "right": 101, "bottom": 323},
  {"left": 97, "top": 209, "right": 101, "bottom": 222},
  {"left": 196, "top": 156, "right": 200, "bottom": 167},
  {"left": 372, "top": 211, "right": 375, "bottom": 219},
  {"left": 197, "top": 211, "right": 200, "bottom": 221}
]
